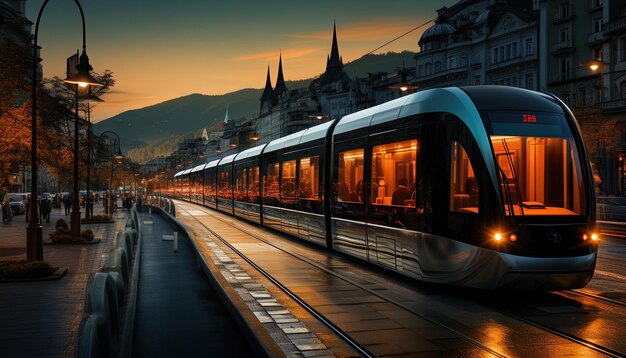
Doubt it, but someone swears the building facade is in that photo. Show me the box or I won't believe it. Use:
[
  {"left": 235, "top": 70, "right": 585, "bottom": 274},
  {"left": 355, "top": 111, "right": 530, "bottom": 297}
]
[
  {"left": 540, "top": 0, "right": 626, "bottom": 195},
  {"left": 414, "top": 0, "right": 539, "bottom": 91}
]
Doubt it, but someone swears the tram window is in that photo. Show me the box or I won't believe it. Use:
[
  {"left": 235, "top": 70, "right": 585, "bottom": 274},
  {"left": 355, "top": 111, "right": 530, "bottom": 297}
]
[
  {"left": 491, "top": 136, "right": 584, "bottom": 215},
  {"left": 264, "top": 163, "right": 279, "bottom": 202},
  {"left": 450, "top": 141, "right": 479, "bottom": 214},
  {"left": 281, "top": 160, "right": 296, "bottom": 199},
  {"left": 299, "top": 156, "right": 319, "bottom": 200},
  {"left": 248, "top": 166, "right": 260, "bottom": 202},
  {"left": 218, "top": 170, "right": 230, "bottom": 198},
  {"left": 337, "top": 149, "right": 363, "bottom": 203},
  {"left": 235, "top": 167, "right": 247, "bottom": 201},
  {"left": 371, "top": 140, "right": 417, "bottom": 207}
]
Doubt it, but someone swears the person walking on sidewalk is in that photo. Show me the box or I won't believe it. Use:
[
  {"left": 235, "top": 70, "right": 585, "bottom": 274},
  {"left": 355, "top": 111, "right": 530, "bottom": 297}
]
[
  {"left": 64, "top": 194, "right": 71, "bottom": 216},
  {"left": 40, "top": 197, "right": 51, "bottom": 223}
]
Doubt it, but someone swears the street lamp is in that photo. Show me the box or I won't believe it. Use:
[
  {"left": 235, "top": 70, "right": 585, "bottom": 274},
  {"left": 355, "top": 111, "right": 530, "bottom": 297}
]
[
  {"left": 98, "top": 131, "right": 123, "bottom": 216},
  {"left": 28, "top": 0, "right": 100, "bottom": 260},
  {"left": 81, "top": 90, "right": 103, "bottom": 219}
]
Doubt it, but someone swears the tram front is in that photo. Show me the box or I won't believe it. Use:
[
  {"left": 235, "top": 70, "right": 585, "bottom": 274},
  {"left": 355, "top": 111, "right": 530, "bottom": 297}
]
[{"left": 464, "top": 86, "right": 598, "bottom": 290}]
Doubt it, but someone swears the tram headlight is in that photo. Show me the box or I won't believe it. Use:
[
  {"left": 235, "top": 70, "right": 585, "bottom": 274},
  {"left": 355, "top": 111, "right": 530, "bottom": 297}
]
[
  {"left": 494, "top": 232, "right": 502, "bottom": 241},
  {"left": 591, "top": 233, "right": 599, "bottom": 241},
  {"left": 582, "top": 233, "right": 589, "bottom": 241},
  {"left": 509, "top": 234, "right": 517, "bottom": 242}
]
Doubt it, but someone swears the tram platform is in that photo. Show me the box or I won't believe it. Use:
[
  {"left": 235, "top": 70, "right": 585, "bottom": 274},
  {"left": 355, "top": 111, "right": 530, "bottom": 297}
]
[{"left": 131, "top": 209, "right": 253, "bottom": 357}]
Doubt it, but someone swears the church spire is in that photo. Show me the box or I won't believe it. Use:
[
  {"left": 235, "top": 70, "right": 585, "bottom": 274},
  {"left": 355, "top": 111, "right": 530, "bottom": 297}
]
[
  {"left": 272, "top": 51, "right": 287, "bottom": 103},
  {"left": 326, "top": 21, "right": 343, "bottom": 71},
  {"left": 224, "top": 104, "right": 230, "bottom": 125},
  {"left": 260, "top": 65, "right": 273, "bottom": 103}
]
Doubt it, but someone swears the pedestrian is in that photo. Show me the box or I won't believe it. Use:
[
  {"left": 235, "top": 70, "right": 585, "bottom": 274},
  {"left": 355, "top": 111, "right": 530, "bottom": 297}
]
[
  {"left": 41, "top": 197, "right": 51, "bottom": 223},
  {"left": 64, "top": 194, "right": 71, "bottom": 216},
  {"left": 2, "top": 195, "right": 12, "bottom": 224}
]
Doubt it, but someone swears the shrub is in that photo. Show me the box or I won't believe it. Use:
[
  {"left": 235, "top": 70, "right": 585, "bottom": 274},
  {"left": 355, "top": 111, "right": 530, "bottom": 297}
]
[
  {"left": 81, "top": 229, "right": 94, "bottom": 242},
  {"left": 0, "top": 260, "right": 59, "bottom": 279},
  {"left": 81, "top": 215, "right": 112, "bottom": 223},
  {"left": 55, "top": 218, "right": 69, "bottom": 231}
]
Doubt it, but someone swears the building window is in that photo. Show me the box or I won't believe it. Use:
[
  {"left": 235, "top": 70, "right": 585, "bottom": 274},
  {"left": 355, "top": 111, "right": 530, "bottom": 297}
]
[
  {"left": 512, "top": 77, "right": 518, "bottom": 87},
  {"left": 593, "top": 17, "right": 603, "bottom": 33},
  {"left": 493, "top": 48, "right": 498, "bottom": 64},
  {"left": 511, "top": 43, "right": 518, "bottom": 58},
  {"left": 336, "top": 149, "right": 363, "bottom": 203},
  {"left": 435, "top": 61, "right": 441, "bottom": 73},
  {"left": 448, "top": 55, "right": 456, "bottom": 69},
  {"left": 594, "top": 87, "right": 603, "bottom": 103},
  {"left": 460, "top": 54, "right": 468, "bottom": 67},
  {"left": 499, "top": 47, "right": 504, "bottom": 62},
  {"left": 526, "top": 38, "right": 534, "bottom": 55},
  {"left": 474, "top": 75, "right": 481, "bottom": 85},
  {"left": 559, "top": 2, "right": 570, "bottom": 18},
  {"left": 593, "top": 46, "right": 603, "bottom": 61},
  {"left": 620, "top": 36, "right": 626, "bottom": 62},
  {"left": 578, "top": 88, "right": 586, "bottom": 106},
  {"left": 371, "top": 139, "right": 417, "bottom": 207},
  {"left": 560, "top": 56, "right": 571, "bottom": 75},
  {"left": 298, "top": 156, "right": 319, "bottom": 200},
  {"left": 560, "top": 27, "right": 569, "bottom": 43},
  {"left": 425, "top": 62, "right": 432, "bottom": 75},
  {"left": 418, "top": 64, "right": 423, "bottom": 76},
  {"left": 526, "top": 73, "right": 534, "bottom": 90}
]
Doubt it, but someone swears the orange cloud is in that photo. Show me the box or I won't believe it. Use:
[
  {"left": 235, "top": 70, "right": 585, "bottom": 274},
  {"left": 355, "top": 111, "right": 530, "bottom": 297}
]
[{"left": 233, "top": 47, "right": 325, "bottom": 62}]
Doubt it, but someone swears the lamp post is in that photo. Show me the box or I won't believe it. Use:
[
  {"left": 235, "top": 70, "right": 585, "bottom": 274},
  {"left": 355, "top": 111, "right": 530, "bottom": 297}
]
[
  {"left": 98, "top": 131, "right": 123, "bottom": 216},
  {"left": 81, "top": 92, "right": 103, "bottom": 219},
  {"left": 28, "top": 0, "right": 100, "bottom": 260}
]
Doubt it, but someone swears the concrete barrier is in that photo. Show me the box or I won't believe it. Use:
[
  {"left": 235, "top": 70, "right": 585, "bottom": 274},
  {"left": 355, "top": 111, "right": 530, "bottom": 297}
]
[
  {"left": 78, "top": 314, "right": 107, "bottom": 358},
  {"left": 101, "top": 248, "right": 129, "bottom": 288},
  {"left": 108, "top": 272, "right": 126, "bottom": 307},
  {"left": 126, "top": 229, "right": 138, "bottom": 246},
  {"left": 117, "top": 231, "right": 133, "bottom": 259},
  {"left": 85, "top": 272, "right": 120, "bottom": 358}
]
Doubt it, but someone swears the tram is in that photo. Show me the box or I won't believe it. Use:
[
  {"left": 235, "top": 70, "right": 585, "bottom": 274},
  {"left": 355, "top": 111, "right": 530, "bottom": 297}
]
[{"left": 173, "top": 86, "right": 598, "bottom": 290}]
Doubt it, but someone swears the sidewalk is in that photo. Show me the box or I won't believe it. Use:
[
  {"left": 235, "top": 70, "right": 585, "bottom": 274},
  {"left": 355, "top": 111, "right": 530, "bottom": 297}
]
[{"left": 0, "top": 201, "right": 127, "bottom": 358}]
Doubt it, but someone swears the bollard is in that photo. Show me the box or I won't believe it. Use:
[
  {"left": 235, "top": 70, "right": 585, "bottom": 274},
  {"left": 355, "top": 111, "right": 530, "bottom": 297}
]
[{"left": 173, "top": 232, "right": 178, "bottom": 253}]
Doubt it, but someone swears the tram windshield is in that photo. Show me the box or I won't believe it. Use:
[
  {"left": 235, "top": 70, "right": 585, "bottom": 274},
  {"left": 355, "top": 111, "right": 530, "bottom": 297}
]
[{"left": 487, "top": 111, "right": 586, "bottom": 216}]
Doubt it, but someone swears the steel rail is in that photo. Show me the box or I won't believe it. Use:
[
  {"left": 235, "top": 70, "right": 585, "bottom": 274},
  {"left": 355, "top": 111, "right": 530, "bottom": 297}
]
[{"left": 178, "top": 201, "right": 508, "bottom": 358}]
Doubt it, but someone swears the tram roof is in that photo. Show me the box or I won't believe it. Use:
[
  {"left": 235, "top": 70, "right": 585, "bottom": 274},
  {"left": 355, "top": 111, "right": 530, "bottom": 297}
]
[
  {"left": 234, "top": 143, "right": 267, "bottom": 162},
  {"left": 206, "top": 159, "right": 220, "bottom": 169},
  {"left": 190, "top": 163, "right": 206, "bottom": 173},
  {"left": 264, "top": 120, "right": 335, "bottom": 155},
  {"left": 218, "top": 153, "right": 238, "bottom": 166}
]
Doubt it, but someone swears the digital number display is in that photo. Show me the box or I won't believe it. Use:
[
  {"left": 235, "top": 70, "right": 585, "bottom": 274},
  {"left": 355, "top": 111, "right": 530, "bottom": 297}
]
[{"left": 522, "top": 114, "right": 537, "bottom": 123}]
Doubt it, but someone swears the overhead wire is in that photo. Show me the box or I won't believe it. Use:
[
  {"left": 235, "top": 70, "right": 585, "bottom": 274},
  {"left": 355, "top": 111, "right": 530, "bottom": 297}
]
[{"left": 360, "top": 17, "right": 436, "bottom": 58}]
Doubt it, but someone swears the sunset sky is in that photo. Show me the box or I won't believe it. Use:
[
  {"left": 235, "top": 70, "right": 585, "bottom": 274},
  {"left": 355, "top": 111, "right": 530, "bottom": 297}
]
[{"left": 26, "top": 0, "right": 453, "bottom": 122}]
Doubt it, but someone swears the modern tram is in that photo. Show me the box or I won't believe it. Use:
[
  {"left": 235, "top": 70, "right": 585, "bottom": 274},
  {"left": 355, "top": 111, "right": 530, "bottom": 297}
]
[{"left": 173, "top": 86, "right": 598, "bottom": 290}]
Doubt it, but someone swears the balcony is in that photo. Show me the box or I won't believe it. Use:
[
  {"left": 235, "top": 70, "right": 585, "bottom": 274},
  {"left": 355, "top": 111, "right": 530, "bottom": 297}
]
[
  {"left": 552, "top": 39, "right": 574, "bottom": 54},
  {"left": 601, "top": 98, "right": 626, "bottom": 113},
  {"left": 603, "top": 16, "right": 626, "bottom": 35},
  {"left": 586, "top": 31, "right": 603, "bottom": 46}
]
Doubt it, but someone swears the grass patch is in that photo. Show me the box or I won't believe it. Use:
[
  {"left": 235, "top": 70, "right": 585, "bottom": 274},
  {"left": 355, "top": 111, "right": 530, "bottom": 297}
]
[{"left": 0, "top": 260, "right": 59, "bottom": 280}]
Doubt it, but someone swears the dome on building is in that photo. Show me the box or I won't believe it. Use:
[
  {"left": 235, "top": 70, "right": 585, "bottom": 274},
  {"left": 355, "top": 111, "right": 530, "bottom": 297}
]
[{"left": 418, "top": 22, "right": 456, "bottom": 45}]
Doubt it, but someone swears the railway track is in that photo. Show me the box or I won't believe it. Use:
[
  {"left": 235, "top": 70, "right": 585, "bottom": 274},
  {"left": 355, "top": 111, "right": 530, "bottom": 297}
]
[
  {"left": 175, "top": 200, "right": 626, "bottom": 357},
  {"left": 178, "top": 203, "right": 509, "bottom": 357}
]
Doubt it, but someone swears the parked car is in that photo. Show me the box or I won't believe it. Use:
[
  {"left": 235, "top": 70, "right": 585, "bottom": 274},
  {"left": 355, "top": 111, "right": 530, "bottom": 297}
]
[{"left": 6, "top": 194, "right": 25, "bottom": 215}]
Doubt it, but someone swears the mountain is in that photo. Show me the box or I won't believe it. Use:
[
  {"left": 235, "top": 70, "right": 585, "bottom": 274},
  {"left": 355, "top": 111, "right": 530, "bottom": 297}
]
[{"left": 93, "top": 51, "right": 416, "bottom": 158}]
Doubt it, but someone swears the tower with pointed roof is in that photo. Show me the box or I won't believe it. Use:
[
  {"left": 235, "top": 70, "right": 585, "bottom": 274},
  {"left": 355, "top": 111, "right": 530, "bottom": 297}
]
[
  {"left": 319, "top": 21, "right": 351, "bottom": 86},
  {"left": 259, "top": 65, "right": 273, "bottom": 113},
  {"left": 271, "top": 52, "right": 287, "bottom": 105}
]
